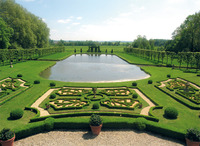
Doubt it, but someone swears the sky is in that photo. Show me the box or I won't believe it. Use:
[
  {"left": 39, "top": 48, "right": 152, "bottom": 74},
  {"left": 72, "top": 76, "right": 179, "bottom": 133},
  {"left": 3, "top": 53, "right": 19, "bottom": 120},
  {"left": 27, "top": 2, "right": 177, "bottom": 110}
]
[{"left": 15, "top": 0, "right": 200, "bottom": 41}]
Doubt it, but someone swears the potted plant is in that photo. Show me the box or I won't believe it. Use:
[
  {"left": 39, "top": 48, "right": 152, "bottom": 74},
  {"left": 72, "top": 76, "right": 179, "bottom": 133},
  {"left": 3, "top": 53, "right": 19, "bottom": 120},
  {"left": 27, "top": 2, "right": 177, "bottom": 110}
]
[
  {"left": 0, "top": 128, "right": 15, "bottom": 146},
  {"left": 89, "top": 114, "right": 103, "bottom": 135},
  {"left": 185, "top": 128, "right": 200, "bottom": 146}
]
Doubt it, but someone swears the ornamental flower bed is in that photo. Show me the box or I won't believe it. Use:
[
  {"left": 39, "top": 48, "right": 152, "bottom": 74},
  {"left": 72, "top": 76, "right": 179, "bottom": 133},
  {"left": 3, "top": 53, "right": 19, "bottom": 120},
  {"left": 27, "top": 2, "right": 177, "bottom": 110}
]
[{"left": 100, "top": 88, "right": 131, "bottom": 96}]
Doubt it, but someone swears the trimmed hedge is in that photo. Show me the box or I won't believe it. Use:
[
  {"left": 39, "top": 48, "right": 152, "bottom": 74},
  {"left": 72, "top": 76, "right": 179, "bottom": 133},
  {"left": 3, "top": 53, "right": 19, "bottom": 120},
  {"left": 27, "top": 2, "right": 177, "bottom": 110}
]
[
  {"left": 34, "top": 80, "right": 40, "bottom": 84},
  {"left": 133, "top": 117, "right": 146, "bottom": 131},
  {"left": 132, "top": 82, "right": 137, "bottom": 86},
  {"left": 92, "top": 103, "right": 100, "bottom": 109},
  {"left": 154, "top": 85, "right": 200, "bottom": 110},
  {"left": 10, "top": 108, "right": 24, "bottom": 120},
  {"left": 50, "top": 82, "right": 56, "bottom": 87},
  {"left": 164, "top": 107, "right": 178, "bottom": 119},
  {"left": 148, "top": 80, "right": 153, "bottom": 84},
  {"left": 17, "top": 74, "right": 23, "bottom": 77},
  {"left": 14, "top": 117, "right": 185, "bottom": 141},
  {"left": 44, "top": 117, "right": 55, "bottom": 131},
  {"left": 30, "top": 112, "right": 159, "bottom": 123}
]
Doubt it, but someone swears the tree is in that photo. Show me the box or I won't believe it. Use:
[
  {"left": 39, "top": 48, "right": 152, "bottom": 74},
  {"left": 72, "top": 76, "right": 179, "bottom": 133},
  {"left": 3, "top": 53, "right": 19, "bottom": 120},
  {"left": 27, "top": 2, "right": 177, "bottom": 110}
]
[
  {"left": 177, "top": 52, "right": 184, "bottom": 68},
  {"left": 161, "top": 51, "right": 165, "bottom": 64},
  {"left": 169, "top": 52, "right": 176, "bottom": 65},
  {"left": 0, "top": 18, "right": 13, "bottom": 49},
  {"left": 194, "top": 52, "right": 200, "bottom": 71},
  {"left": 184, "top": 52, "right": 193, "bottom": 69}
]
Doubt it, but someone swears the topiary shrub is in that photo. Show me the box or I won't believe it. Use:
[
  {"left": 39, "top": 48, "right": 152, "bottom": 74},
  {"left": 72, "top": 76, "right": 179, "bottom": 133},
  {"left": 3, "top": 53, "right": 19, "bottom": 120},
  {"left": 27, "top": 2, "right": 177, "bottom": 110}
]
[
  {"left": 50, "top": 82, "right": 56, "bottom": 87},
  {"left": 132, "top": 82, "right": 137, "bottom": 86},
  {"left": 167, "top": 74, "right": 171, "bottom": 78},
  {"left": 92, "top": 103, "right": 100, "bottom": 109},
  {"left": 34, "top": 80, "right": 40, "bottom": 84},
  {"left": 17, "top": 74, "right": 23, "bottom": 77},
  {"left": 133, "top": 117, "right": 146, "bottom": 131},
  {"left": 50, "top": 94, "right": 56, "bottom": 99},
  {"left": 44, "top": 117, "right": 55, "bottom": 131},
  {"left": 164, "top": 107, "right": 178, "bottom": 119},
  {"left": 132, "top": 93, "right": 138, "bottom": 98},
  {"left": 89, "top": 114, "right": 102, "bottom": 126},
  {"left": 148, "top": 80, "right": 153, "bottom": 84},
  {"left": 10, "top": 108, "right": 24, "bottom": 120}
]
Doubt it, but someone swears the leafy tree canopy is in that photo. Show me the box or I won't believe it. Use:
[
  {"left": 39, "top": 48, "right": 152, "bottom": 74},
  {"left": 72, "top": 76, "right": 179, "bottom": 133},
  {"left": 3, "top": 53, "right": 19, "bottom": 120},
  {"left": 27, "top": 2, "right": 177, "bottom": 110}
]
[{"left": 0, "top": 0, "right": 50, "bottom": 49}]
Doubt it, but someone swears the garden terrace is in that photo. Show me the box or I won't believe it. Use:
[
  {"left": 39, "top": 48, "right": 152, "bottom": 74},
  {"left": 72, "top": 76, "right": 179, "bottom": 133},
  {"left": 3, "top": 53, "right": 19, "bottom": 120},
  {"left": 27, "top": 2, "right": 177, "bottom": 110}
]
[
  {"left": 0, "top": 78, "right": 29, "bottom": 105},
  {"left": 33, "top": 87, "right": 152, "bottom": 116}
]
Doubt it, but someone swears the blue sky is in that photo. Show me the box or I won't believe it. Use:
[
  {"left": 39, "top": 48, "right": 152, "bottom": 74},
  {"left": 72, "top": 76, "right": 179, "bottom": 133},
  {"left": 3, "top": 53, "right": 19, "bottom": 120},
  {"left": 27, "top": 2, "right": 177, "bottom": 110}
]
[{"left": 16, "top": 0, "right": 200, "bottom": 41}]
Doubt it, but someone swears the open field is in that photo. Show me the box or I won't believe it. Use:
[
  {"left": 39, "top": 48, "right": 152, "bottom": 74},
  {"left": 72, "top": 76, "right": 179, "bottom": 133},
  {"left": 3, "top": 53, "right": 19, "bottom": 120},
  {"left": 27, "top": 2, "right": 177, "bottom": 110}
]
[{"left": 0, "top": 46, "right": 199, "bottom": 142}]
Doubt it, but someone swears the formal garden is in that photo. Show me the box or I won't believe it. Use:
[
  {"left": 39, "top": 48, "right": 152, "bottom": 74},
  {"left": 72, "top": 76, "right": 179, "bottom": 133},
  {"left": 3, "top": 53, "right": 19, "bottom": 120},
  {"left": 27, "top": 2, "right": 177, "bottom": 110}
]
[{"left": 0, "top": 46, "right": 200, "bottom": 145}]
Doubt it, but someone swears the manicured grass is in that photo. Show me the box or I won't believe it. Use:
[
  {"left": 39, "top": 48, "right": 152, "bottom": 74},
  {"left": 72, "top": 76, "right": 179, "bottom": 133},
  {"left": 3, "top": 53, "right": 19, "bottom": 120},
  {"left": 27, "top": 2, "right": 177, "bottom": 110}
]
[{"left": 0, "top": 46, "right": 199, "bottom": 139}]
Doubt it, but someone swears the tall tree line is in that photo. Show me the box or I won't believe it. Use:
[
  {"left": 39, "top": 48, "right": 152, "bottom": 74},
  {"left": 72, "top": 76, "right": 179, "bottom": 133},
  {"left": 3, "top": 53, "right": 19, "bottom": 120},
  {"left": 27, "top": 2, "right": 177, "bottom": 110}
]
[
  {"left": 166, "top": 11, "right": 200, "bottom": 53},
  {"left": 0, "top": 0, "right": 50, "bottom": 49},
  {"left": 0, "top": 47, "right": 65, "bottom": 65}
]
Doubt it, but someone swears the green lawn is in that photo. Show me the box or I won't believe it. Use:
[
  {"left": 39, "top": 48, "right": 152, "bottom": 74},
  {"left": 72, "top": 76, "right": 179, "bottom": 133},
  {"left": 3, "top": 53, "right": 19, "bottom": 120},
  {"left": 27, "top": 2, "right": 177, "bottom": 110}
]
[{"left": 0, "top": 46, "right": 199, "bottom": 139}]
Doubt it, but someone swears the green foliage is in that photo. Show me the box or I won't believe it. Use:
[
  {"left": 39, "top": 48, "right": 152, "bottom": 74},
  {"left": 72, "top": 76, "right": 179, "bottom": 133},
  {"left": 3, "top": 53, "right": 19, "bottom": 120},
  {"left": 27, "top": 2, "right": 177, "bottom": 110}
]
[
  {"left": 164, "top": 107, "right": 178, "bottom": 119},
  {"left": 44, "top": 117, "right": 55, "bottom": 131},
  {"left": 148, "top": 80, "right": 153, "bottom": 84},
  {"left": 17, "top": 74, "right": 23, "bottom": 77},
  {"left": 132, "top": 93, "right": 138, "bottom": 98},
  {"left": 89, "top": 114, "right": 102, "bottom": 126},
  {"left": 185, "top": 128, "right": 200, "bottom": 142},
  {"left": 133, "top": 117, "right": 146, "bottom": 131},
  {"left": 132, "top": 82, "right": 137, "bottom": 86},
  {"left": 92, "top": 103, "right": 100, "bottom": 109},
  {"left": 50, "top": 94, "right": 56, "bottom": 99},
  {"left": 0, "top": 128, "right": 15, "bottom": 141},
  {"left": 34, "top": 80, "right": 40, "bottom": 84},
  {"left": 10, "top": 108, "right": 24, "bottom": 120},
  {"left": 0, "top": 0, "right": 49, "bottom": 48},
  {"left": 0, "top": 18, "right": 13, "bottom": 49},
  {"left": 50, "top": 82, "right": 56, "bottom": 87},
  {"left": 167, "top": 74, "right": 171, "bottom": 78}
]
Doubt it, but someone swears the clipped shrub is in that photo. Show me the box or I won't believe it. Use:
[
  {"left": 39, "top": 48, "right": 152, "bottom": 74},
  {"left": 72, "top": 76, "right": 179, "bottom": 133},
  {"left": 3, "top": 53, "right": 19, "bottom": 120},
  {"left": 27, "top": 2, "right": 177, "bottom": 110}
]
[
  {"left": 164, "top": 107, "right": 178, "bottom": 119},
  {"left": 166, "top": 64, "right": 172, "bottom": 67},
  {"left": 133, "top": 117, "right": 146, "bottom": 131},
  {"left": 34, "top": 80, "right": 40, "bottom": 84},
  {"left": 17, "top": 74, "right": 23, "bottom": 77},
  {"left": 50, "top": 82, "right": 56, "bottom": 87},
  {"left": 89, "top": 114, "right": 102, "bottom": 126},
  {"left": 167, "top": 74, "right": 171, "bottom": 78},
  {"left": 132, "top": 82, "right": 137, "bottom": 86},
  {"left": 44, "top": 117, "right": 55, "bottom": 131},
  {"left": 50, "top": 94, "right": 56, "bottom": 99},
  {"left": 197, "top": 73, "right": 200, "bottom": 77},
  {"left": 132, "top": 93, "right": 138, "bottom": 98},
  {"left": 10, "top": 108, "right": 24, "bottom": 120},
  {"left": 148, "top": 80, "right": 153, "bottom": 84},
  {"left": 92, "top": 103, "right": 100, "bottom": 109}
]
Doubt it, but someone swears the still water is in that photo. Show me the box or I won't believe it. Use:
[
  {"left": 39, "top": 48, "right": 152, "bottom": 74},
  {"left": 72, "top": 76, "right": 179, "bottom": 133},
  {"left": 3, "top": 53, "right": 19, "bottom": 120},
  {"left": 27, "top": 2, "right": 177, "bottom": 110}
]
[{"left": 40, "top": 54, "right": 150, "bottom": 82}]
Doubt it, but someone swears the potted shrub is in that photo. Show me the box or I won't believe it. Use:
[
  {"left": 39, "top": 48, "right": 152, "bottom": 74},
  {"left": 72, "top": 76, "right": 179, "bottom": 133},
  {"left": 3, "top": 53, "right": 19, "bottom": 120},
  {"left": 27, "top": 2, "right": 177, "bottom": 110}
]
[
  {"left": 89, "top": 114, "right": 103, "bottom": 135},
  {"left": 185, "top": 128, "right": 200, "bottom": 146},
  {"left": 0, "top": 128, "right": 15, "bottom": 146}
]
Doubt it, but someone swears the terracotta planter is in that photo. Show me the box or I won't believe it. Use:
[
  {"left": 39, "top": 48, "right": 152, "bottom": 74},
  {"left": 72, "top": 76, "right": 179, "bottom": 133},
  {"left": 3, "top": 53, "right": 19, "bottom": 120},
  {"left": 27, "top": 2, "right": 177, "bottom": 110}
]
[
  {"left": 0, "top": 135, "right": 15, "bottom": 146},
  {"left": 186, "top": 138, "right": 200, "bottom": 146},
  {"left": 90, "top": 124, "right": 102, "bottom": 135}
]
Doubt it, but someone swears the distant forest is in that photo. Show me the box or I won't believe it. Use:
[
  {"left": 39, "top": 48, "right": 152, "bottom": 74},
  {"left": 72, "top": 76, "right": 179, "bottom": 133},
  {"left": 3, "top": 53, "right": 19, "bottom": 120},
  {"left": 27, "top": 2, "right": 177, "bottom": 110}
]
[{"left": 0, "top": 0, "right": 49, "bottom": 49}]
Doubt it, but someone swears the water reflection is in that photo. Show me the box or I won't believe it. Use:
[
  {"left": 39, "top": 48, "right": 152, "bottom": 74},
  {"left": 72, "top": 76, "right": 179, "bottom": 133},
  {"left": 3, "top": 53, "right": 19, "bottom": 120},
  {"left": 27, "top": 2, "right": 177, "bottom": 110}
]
[{"left": 40, "top": 54, "right": 150, "bottom": 82}]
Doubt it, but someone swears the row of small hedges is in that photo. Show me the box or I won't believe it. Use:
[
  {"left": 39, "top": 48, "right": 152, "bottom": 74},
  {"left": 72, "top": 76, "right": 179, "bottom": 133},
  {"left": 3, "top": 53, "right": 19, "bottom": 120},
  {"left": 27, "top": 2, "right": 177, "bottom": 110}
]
[
  {"left": 30, "top": 112, "right": 159, "bottom": 123},
  {"left": 175, "top": 90, "right": 200, "bottom": 104},
  {"left": 14, "top": 117, "right": 184, "bottom": 141},
  {"left": 154, "top": 85, "right": 200, "bottom": 109},
  {"left": 99, "top": 88, "right": 132, "bottom": 96}
]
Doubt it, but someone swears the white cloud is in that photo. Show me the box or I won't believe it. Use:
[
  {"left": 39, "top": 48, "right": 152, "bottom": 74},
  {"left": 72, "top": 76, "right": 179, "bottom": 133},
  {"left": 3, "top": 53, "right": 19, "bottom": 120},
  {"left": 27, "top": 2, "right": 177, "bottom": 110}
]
[
  {"left": 72, "top": 23, "right": 80, "bottom": 25},
  {"left": 57, "top": 19, "right": 71, "bottom": 24},
  {"left": 77, "top": 17, "right": 83, "bottom": 20}
]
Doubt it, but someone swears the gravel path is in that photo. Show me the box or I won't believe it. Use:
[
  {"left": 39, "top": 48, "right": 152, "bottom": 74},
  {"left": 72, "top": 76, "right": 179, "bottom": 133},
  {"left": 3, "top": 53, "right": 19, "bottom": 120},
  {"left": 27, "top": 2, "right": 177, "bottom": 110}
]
[
  {"left": 14, "top": 130, "right": 184, "bottom": 146},
  {"left": 133, "top": 89, "right": 155, "bottom": 115}
]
